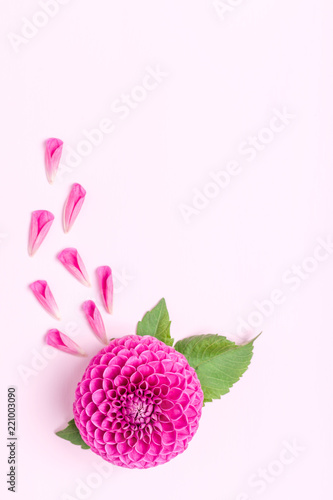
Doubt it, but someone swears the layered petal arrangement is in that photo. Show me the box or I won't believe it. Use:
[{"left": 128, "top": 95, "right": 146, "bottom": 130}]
[
  {"left": 45, "top": 138, "right": 63, "bottom": 184},
  {"left": 82, "top": 300, "right": 107, "bottom": 345},
  {"left": 73, "top": 335, "right": 204, "bottom": 469},
  {"left": 46, "top": 329, "right": 85, "bottom": 356},
  {"left": 29, "top": 280, "right": 60, "bottom": 320},
  {"left": 58, "top": 248, "right": 91, "bottom": 286},
  {"left": 63, "top": 183, "right": 86, "bottom": 233},
  {"left": 96, "top": 266, "right": 113, "bottom": 313},
  {"left": 28, "top": 210, "right": 54, "bottom": 256}
]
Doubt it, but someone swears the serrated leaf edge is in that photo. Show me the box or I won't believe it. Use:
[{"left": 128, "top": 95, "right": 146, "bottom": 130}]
[
  {"left": 175, "top": 332, "right": 261, "bottom": 404},
  {"left": 136, "top": 298, "right": 174, "bottom": 346},
  {"left": 56, "top": 419, "right": 90, "bottom": 450}
]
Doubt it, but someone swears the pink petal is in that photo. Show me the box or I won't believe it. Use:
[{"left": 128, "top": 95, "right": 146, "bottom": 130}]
[
  {"left": 28, "top": 210, "right": 54, "bottom": 256},
  {"left": 63, "top": 183, "right": 86, "bottom": 233},
  {"left": 82, "top": 300, "right": 107, "bottom": 344},
  {"left": 45, "top": 138, "right": 63, "bottom": 184},
  {"left": 96, "top": 266, "right": 113, "bottom": 313},
  {"left": 46, "top": 329, "right": 85, "bottom": 356},
  {"left": 57, "top": 248, "right": 91, "bottom": 286},
  {"left": 29, "top": 280, "right": 60, "bottom": 320}
]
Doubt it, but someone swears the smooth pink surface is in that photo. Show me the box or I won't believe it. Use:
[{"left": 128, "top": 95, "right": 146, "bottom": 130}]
[
  {"left": 96, "top": 266, "right": 113, "bottom": 313},
  {"left": 45, "top": 138, "right": 63, "bottom": 184},
  {"left": 63, "top": 183, "right": 86, "bottom": 233},
  {"left": 82, "top": 300, "right": 107, "bottom": 344},
  {"left": 29, "top": 280, "right": 60, "bottom": 320},
  {"left": 46, "top": 329, "right": 85, "bottom": 356},
  {"left": 57, "top": 248, "right": 91, "bottom": 286},
  {"left": 28, "top": 210, "right": 54, "bottom": 256},
  {"left": 73, "top": 335, "right": 203, "bottom": 468},
  {"left": 2, "top": 3, "right": 333, "bottom": 498}
]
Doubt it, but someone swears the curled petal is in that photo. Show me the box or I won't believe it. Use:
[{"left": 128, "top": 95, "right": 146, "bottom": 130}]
[
  {"left": 73, "top": 335, "right": 204, "bottom": 469},
  {"left": 45, "top": 138, "right": 63, "bottom": 184},
  {"left": 29, "top": 280, "right": 60, "bottom": 320},
  {"left": 28, "top": 210, "right": 54, "bottom": 256},
  {"left": 96, "top": 266, "right": 113, "bottom": 313},
  {"left": 63, "top": 183, "right": 86, "bottom": 233},
  {"left": 57, "top": 248, "right": 90, "bottom": 286},
  {"left": 46, "top": 329, "right": 85, "bottom": 356},
  {"left": 82, "top": 300, "right": 107, "bottom": 344}
]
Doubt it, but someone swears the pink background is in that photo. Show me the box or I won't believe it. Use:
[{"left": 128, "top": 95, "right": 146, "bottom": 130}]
[{"left": 1, "top": 1, "right": 333, "bottom": 499}]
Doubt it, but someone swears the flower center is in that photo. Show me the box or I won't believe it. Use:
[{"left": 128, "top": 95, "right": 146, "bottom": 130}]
[{"left": 122, "top": 394, "right": 155, "bottom": 425}]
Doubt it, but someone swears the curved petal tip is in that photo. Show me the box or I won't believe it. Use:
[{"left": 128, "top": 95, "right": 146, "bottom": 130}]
[
  {"left": 45, "top": 138, "right": 63, "bottom": 184},
  {"left": 96, "top": 266, "right": 113, "bottom": 314},
  {"left": 29, "top": 280, "right": 60, "bottom": 319},
  {"left": 82, "top": 300, "right": 108, "bottom": 344},
  {"left": 63, "top": 183, "right": 86, "bottom": 233},
  {"left": 28, "top": 210, "right": 54, "bottom": 256},
  {"left": 57, "top": 248, "right": 91, "bottom": 286},
  {"left": 46, "top": 329, "right": 86, "bottom": 356}
]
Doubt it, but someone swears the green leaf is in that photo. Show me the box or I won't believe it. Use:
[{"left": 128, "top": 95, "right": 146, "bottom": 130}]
[
  {"left": 137, "top": 298, "right": 174, "bottom": 346},
  {"left": 56, "top": 419, "right": 90, "bottom": 450},
  {"left": 174, "top": 334, "right": 260, "bottom": 403}
]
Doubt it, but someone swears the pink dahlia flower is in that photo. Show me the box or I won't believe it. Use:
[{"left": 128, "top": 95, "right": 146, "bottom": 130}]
[{"left": 73, "top": 335, "right": 204, "bottom": 469}]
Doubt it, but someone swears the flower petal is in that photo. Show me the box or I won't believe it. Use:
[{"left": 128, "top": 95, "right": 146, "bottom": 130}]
[
  {"left": 82, "top": 300, "right": 107, "bottom": 344},
  {"left": 45, "top": 138, "right": 63, "bottom": 184},
  {"left": 28, "top": 210, "right": 54, "bottom": 256},
  {"left": 63, "top": 183, "right": 86, "bottom": 233},
  {"left": 29, "top": 280, "right": 60, "bottom": 320},
  {"left": 57, "top": 248, "right": 90, "bottom": 286},
  {"left": 46, "top": 329, "right": 85, "bottom": 356},
  {"left": 96, "top": 266, "right": 113, "bottom": 313}
]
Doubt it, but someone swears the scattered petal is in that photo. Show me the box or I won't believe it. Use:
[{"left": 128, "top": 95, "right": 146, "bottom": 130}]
[
  {"left": 96, "top": 266, "right": 113, "bottom": 313},
  {"left": 29, "top": 280, "right": 60, "bottom": 320},
  {"left": 58, "top": 248, "right": 90, "bottom": 286},
  {"left": 28, "top": 210, "right": 54, "bottom": 256},
  {"left": 46, "top": 329, "right": 85, "bottom": 356},
  {"left": 63, "top": 183, "right": 86, "bottom": 233},
  {"left": 45, "top": 138, "right": 63, "bottom": 184},
  {"left": 82, "top": 300, "right": 107, "bottom": 344}
]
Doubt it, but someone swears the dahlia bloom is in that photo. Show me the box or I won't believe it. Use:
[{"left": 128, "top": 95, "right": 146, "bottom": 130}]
[{"left": 73, "top": 335, "right": 204, "bottom": 469}]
